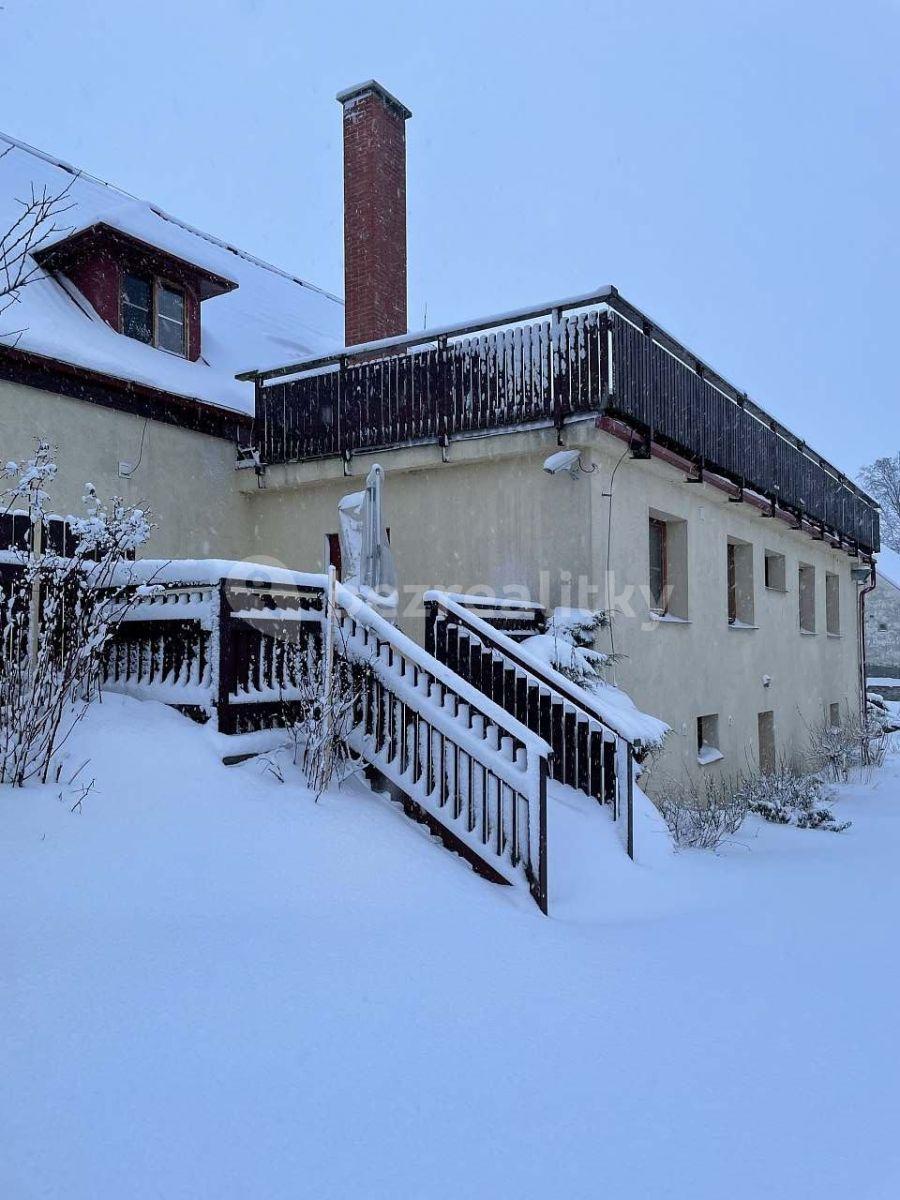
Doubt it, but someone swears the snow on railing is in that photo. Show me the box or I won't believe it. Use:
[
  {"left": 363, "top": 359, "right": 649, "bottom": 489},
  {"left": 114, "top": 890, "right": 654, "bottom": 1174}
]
[
  {"left": 425, "top": 590, "right": 654, "bottom": 859},
  {"left": 245, "top": 288, "right": 879, "bottom": 553},
  {"left": 334, "top": 583, "right": 550, "bottom": 911}
]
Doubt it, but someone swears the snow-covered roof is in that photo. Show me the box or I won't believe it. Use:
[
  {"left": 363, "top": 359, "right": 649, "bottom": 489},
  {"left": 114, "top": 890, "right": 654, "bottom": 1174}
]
[
  {"left": 0, "top": 133, "right": 344, "bottom": 416},
  {"left": 876, "top": 546, "right": 900, "bottom": 591}
]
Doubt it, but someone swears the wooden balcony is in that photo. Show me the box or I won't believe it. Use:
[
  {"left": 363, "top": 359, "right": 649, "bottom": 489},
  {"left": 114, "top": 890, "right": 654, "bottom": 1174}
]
[{"left": 243, "top": 287, "right": 880, "bottom": 553}]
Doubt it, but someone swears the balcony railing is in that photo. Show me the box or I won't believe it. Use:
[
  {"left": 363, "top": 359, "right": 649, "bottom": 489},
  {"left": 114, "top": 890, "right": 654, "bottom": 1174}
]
[{"left": 244, "top": 287, "right": 879, "bottom": 553}]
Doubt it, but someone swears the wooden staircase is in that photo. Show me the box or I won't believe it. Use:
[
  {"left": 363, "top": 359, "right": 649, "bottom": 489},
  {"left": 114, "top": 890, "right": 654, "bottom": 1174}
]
[{"left": 102, "top": 566, "right": 642, "bottom": 913}]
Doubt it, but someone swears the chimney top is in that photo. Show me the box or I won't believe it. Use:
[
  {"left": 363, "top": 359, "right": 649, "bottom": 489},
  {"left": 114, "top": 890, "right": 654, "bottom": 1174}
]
[{"left": 336, "top": 80, "right": 412, "bottom": 121}]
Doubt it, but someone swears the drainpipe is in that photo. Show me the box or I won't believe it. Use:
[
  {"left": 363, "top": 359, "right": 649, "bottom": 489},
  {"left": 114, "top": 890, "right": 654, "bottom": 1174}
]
[{"left": 858, "top": 563, "right": 877, "bottom": 722}]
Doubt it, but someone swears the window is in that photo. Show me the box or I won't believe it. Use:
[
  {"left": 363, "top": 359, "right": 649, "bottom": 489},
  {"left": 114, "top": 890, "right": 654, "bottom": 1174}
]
[
  {"left": 697, "top": 714, "right": 722, "bottom": 765},
  {"left": 727, "top": 538, "right": 755, "bottom": 626},
  {"left": 157, "top": 284, "right": 186, "bottom": 355},
  {"left": 649, "top": 517, "right": 667, "bottom": 613},
  {"left": 758, "top": 711, "right": 775, "bottom": 776},
  {"left": 764, "top": 550, "right": 786, "bottom": 592},
  {"left": 829, "top": 702, "right": 841, "bottom": 729},
  {"left": 826, "top": 572, "right": 840, "bottom": 635},
  {"left": 121, "top": 273, "right": 187, "bottom": 357},
  {"left": 121, "top": 271, "right": 152, "bottom": 344},
  {"left": 799, "top": 563, "right": 816, "bottom": 633},
  {"left": 648, "top": 511, "right": 688, "bottom": 619},
  {"left": 879, "top": 622, "right": 888, "bottom": 632}
]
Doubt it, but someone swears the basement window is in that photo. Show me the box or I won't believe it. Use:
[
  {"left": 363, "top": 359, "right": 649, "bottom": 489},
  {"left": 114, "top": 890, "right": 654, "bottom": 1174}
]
[
  {"left": 727, "top": 538, "right": 755, "bottom": 626},
  {"left": 799, "top": 563, "right": 816, "bottom": 633},
  {"left": 764, "top": 550, "right": 786, "bottom": 592},
  {"left": 826, "top": 572, "right": 840, "bottom": 635},
  {"left": 648, "top": 510, "right": 688, "bottom": 620},
  {"left": 697, "top": 714, "right": 722, "bottom": 765}
]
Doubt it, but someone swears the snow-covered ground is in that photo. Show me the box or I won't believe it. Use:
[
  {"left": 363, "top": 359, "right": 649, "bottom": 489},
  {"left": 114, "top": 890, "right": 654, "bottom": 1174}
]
[{"left": 3, "top": 695, "right": 899, "bottom": 1199}]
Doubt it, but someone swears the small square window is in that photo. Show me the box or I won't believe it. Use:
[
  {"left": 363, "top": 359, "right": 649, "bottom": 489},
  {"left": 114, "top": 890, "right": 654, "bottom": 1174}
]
[
  {"left": 697, "top": 714, "right": 722, "bottom": 765},
  {"left": 120, "top": 274, "right": 187, "bottom": 357}
]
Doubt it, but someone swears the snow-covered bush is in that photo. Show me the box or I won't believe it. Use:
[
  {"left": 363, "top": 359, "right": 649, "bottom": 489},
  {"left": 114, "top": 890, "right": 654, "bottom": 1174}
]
[
  {"left": 737, "top": 767, "right": 849, "bottom": 833},
  {"left": 519, "top": 606, "right": 668, "bottom": 754},
  {"left": 538, "top": 607, "right": 612, "bottom": 688},
  {"left": 867, "top": 692, "right": 900, "bottom": 736},
  {"left": 653, "top": 774, "right": 748, "bottom": 849},
  {"left": 0, "top": 441, "right": 151, "bottom": 786}
]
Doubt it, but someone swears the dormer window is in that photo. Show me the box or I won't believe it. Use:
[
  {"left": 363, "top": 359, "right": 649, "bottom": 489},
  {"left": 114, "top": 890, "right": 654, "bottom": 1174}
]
[
  {"left": 121, "top": 272, "right": 186, "bottom": 357},
  {"left": 35, "top": 219, "right": 238, "bottom": 365}
]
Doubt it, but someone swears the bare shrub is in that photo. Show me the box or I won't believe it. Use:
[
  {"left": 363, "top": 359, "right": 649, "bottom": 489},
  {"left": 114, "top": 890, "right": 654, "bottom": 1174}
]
[
  {"left": 278, "top": 631, "right": 373, "bottom": 800},
  {"left": 805, "top": 703, "right": 890, "bottom": 784},
  {"left": 0, "top": 441, "right": 152, "bottom": 786},
  {"left": 654, "top": 773, "right": 748, "bottom": 849}
]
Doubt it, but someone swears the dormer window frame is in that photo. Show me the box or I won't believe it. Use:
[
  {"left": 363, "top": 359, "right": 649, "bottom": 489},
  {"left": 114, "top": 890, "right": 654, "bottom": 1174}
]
[{"left": 119, "top": 269, "right": 189, "bottom": 359}]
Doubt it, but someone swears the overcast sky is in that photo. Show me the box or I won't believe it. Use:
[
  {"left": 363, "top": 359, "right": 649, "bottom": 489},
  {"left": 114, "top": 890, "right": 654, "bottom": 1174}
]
[{"left": 1, "top": 0, "right": 896, "bottom": 476}]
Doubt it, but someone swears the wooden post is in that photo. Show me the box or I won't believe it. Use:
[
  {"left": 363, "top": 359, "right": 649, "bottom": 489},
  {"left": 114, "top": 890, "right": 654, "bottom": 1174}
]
[
  {"left": 216, "top": 579, "right": 235, "bottom": 734},
  {"left": 550, "top": 305, "right": 564, "bottom": 435},
  {"left": 323, "top": 564, "right": 337, "bottom": 701},
  {"left": 531, "top": 755, "right": 549, "bottom": 915},
  {"left": 424, "top": 599, "right": 438, "bottom": 656}
]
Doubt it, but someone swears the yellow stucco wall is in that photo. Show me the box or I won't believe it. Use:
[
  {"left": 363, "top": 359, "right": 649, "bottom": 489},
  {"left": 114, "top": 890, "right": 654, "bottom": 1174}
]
[
  {"left": 241, "top": 420, "right": 862, "bottom": 788},
  {"left": 0, "top": 379, "right": 249, "bottom": 558}
]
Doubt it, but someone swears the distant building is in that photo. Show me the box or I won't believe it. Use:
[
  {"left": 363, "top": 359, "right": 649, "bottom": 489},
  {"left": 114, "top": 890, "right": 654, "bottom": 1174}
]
[{"left": 866, "top": 568, "right": 900, "bottom": 681}]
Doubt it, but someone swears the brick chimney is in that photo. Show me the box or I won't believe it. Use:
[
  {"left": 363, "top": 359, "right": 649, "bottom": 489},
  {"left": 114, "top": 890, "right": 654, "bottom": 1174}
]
[{"left": 336, "top": 80, "right": 411, "bottom": 347}]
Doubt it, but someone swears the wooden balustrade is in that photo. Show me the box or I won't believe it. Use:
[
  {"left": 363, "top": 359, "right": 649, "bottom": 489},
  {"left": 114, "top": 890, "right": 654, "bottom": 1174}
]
[
  {"left": 425, "top": 590, "right": 637, "bottom": 859},
  {"left": 249, "top": 289, "right": 879, "bottom": 553}
]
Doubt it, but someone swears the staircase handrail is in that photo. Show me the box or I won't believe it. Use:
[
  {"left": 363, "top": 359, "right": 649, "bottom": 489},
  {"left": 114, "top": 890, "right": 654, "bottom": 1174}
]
[{"left": 424, "top": 589, "right": 637, "bottom": 748}]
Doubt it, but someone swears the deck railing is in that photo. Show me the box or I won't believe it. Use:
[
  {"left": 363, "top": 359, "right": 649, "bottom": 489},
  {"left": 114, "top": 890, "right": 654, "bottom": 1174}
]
[
  {"left": 247, "top": 287, "right": 879, "bottom": 553},
  {"left": 100, "top": 566, "right": 551, "bottom": 911},
  {"left": 425, "top": 590, "right": 636, "bottom": 859},
  {"left": 104, "top": 574, "right": 325, "bottom": 732}
]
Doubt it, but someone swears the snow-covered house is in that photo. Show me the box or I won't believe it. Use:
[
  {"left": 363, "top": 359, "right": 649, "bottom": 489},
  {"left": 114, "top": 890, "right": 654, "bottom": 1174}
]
[{"left": 0, "top": 81, "right": 881, "bottom": 794}]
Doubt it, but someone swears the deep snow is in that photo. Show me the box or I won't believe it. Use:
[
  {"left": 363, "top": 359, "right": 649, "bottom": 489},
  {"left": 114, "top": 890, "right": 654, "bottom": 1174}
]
[{"left": 2, "top": 695, "right": 899, "bottom": 1199}]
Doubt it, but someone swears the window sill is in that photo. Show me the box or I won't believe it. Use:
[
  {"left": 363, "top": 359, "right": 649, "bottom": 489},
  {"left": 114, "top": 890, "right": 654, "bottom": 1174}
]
[
  {"left": 800, "top": 629, "right": 817, "bottom": 637},
  {"left": 648, "top": 612, "right": 690, "bottom": 624},
  {"left": 764, "top": 586, "right": 788, "bottom": 594},
  {"left": 697, "top": 747, "right": 724, "bottom": 766},
  {"left": 728, "top": 621, "right": 758, "bottom": 631},
  {"left": 827, "top": 632, "right": 842, "bottom": 639}
]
